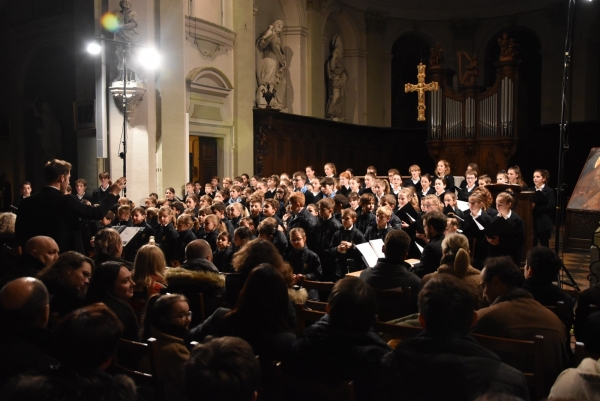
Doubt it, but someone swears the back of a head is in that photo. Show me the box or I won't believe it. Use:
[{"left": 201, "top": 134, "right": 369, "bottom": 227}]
[
  {"left": 0, "top": 277, "right": 49, "bottom": 327},
  {"left": 185, "top": 336, "right": 260, "bottom": 401},
  {"left": 482, "top": 256, "right": 524, "bottom": 289},
  {"left": 43, "top": 159, "right": 71, "bottom": 184},
  {"left": 94, "top": 228, "right": 123, "bottom": 259},
  {"left": 232, "top": 239, "right": 283, "bottom": 276},
  {"left": 418, "top": 274, "right": 476, "bottom": 338},
  {"left": 84, "top": 261, "right": 124, "bottom": 305},
  {"left": 328, "top": 277, "right": 376, "bottom": 333},
  {"left": 422, "top": 211, "right": 447, "bottom": 234},
  {"left": 235, "top": 263, "right": 290, "bottom": 330},
  {"left": 441, "top": 233, "right": 471, "bottom": 278},
  {"left": 526, "top": 246, "right": 562, "bottom": 282},
  {"left": 383, "top": 230, "right": 410, "bottom": 261},
  {"left": 53, "top": 303, "right": 123, "bottom": 370},
  {"left": 185, "top": 239, "right": 212, "bottom": 260}
]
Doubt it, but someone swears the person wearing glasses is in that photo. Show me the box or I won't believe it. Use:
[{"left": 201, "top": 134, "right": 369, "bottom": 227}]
[
  {"left": 292, "top": 171, "right": 315, "bottom": 205},
  {"left": 141, "top": 293, "right": 192, "bottom": 401}
]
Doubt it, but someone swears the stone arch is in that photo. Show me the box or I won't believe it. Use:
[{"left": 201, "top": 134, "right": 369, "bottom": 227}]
[
  {"left": 385, "top": 27, "right": 439, "bottom": 57},
  {"left": 186, "top": 67, "right": 233, "bottom": 123},
  {"left": 186, "top": 66, "right": 233, "bottom": 89},
  {"left": 278, "top": 0, "right": 305, "bottom": 28},
  {"left": 322, "top": 5, "right": 364, "bottom": 51}
]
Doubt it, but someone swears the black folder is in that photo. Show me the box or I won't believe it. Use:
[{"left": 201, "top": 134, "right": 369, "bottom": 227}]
[{"left": 484, "top": 217, "right": 514, "bottom": 238}]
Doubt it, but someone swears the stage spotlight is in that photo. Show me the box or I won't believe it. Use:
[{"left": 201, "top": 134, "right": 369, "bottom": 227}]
[{"left": 87, "top": 42, "right": 101, "bottom": 55}]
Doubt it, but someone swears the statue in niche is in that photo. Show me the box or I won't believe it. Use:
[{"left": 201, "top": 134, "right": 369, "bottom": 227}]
[
  {"left": 256, "top": 20, "right": 287, "bottom": 109},
  {"left": 498, "top": 33, "right": 518, "bottom": 62},
  {"left": 325, "top": 34, "right": 348, "bottom": 120},
  {"left": 114, "top": 0, "right": 139, "bottom": 82},
  {"left": 429, "top": 43, "right": 444, "bottom": 68},
  {"left": 459, "top": 53, "right": 479, "bottom": 86},
  {"left": 32, "top": 99, "right": 63, "bottom": 161}
]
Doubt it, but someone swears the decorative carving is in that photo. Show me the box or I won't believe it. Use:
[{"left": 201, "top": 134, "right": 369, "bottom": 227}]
[
  {"left": 429, "top": 43, "right": 444, "bottom": 68},
  {"left": 256, "top": 20, "right": 287, "bottom": 110},
  {"left": 498, "top": 33, "right": 518, "bottom": 62},
  {"left": 365, "top": 10, "right": 388, "bottom": 35},
  {"left": 325, "top": 34, "right": 348, "bottom": 120},
  {"left": 109, "top": 81, "right": 147, "bottom": 121},
  {"left": 458, "top": 51, "right": 479, "bottom": 86},
  {"left": 254, "top": 124, "right": 272, "bottom": 176},
  {"left": 484, "top": 149, "right": 500, "bottom": 176},
  {"left": 404, "top": 63, "right": 439, "bottom": 121}
]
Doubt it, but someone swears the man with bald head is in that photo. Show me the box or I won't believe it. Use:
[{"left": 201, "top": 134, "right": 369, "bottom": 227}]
[
  {"left": 165, "top": 239, "right": 223, "bottom": 326},
  {"left": 0, "top": 277, "right": 58, "bottom": 386},
  {"left": 0, "top": 236, "right": 59, "bottom": 287},
  {"left": 181, "top": 239, "right": 219, "bottom": 273}
]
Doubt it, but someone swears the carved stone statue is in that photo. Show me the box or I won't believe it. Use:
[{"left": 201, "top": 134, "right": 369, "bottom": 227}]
[
  {"left": 461, "top": 55, "right": 479, "bottom": 86},
  {"left": 256, "top": 20, "right": 287, "bottom": 109},
  {"left": 498, "top": 33, "right": 518, "bottom": 62},
  {"left": 429, "top": 43, "right": 444, "bottom": 68},
  {"left": 114, "top": 0, "right": 139, "bottom": 82},
  {"left": 325, "top": 34, "right": 348, "bottom": 120}
]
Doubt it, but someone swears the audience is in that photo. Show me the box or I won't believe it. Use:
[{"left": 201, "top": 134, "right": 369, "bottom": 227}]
[
  {"left": 84, "top": 261, "right": 139, "bottom": 340},
  {"left": 574, "top": 281, "right": 600, "bottom": 353},
  {"left": 1, "top": 236, "right": 59, "bottom": 285},
  {"left": 92, "top": 228, "right": 131, "bottom": 268},
  {"left": 184, "top": 336, "right": 260, "bottom": 401},
  {"left": 473, "top": 256, "right": 570, "bottom": 396},
  {"left": 285, "top": 277, "right": 391, "bottom": 401},
  {"left": 0, "top": 277, "right": 57, "bottom": 387},
  {"left": 141, "top": 293, "right": 191, "bottom": 400},
  {"left": 130, "top": 244, "right": 167, "bottom": 318},
  {"left": 188, "top": 263, "right": 296, "bottom": 362},
  {"left": 37, "top": 251, "right": 94, "bottom": 326},
  {"left": 1, "top": 303, "right": 136, "bottom": 401},
  {"left": 548, "top": 357, "right": 600, "bottom": 400},
  {"left": 377, "top": 274, "right": 529, "bottom": 401}
]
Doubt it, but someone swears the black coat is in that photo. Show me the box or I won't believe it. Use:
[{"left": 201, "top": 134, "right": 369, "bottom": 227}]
[
  {"left": 15, "top": 187, "right": 118, "bottom": 253},
  {"left": 412, "top": 233, "right": 445, "bottom": 278},
  {"left": 377, "top": 335, "right": 529, "bottom": 401},
  {"left": 529, "top": 185, "right": 555, "bottom": 233},
  {"left": 487, "top": 212, "right": 525, "bottom": 265},
  {"left": 330, "top": 226, "right": 366, "bottom": 279},
  {"left": 403, "top": 178, "right": 422, "bottom": 194},
  {"left": 462, "top": 210, "right": 493, "bottom": 270}
]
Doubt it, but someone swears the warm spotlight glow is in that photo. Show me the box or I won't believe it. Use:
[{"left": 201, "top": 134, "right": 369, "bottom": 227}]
[
  {"left": 101, "top": 12, "right": 119, "bottom": 32},
  {"left": 138, "top": 47, "right": 161, "bottom": 70},
  {"left": 87, "top": 42, "right": 101, "bottom": 55}
]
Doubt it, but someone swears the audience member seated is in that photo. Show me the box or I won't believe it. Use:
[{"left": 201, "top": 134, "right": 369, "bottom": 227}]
[
  {"left": 376, "top": 275, "right": 529, "bottom": 401},
  {"left": 1, "top": 236, "right": 59, "bottom": 286},
  {"left": 423, "top": 233, "right": 486, "bottom": 308},
  {"left": 473, "top": 256, "right": 570, "bottom": 396},
  {"left": 184, "top": 336, "right": 260, "bottom": 401},
  {"left": 130, "top": 244, "right": 167, "bottom": 318},
  {"left": 0, "top": 277, "right": 57, "bottom": 387},
  {"left": 285, "top": 277, "right": 391, "bottom": 401},
  {"left": 165, "top": 239, "right": 224, "bottom": 326},
  {"left": 179, "top": 239, "right": 220, "bottom": 273},
  {"left": 37, "top": 251, "right": 94, "bottom": 327},
  {"left": 84, "top": 261, "right": 139, "bottom": 340},
  {"left": 141, "top": 294, "right": 191, "bottom": 401},
  {"left": 187, "top": 263, "right": 296, "bottom": 362},
  {"left": 548, "top": 357, "right": 600, "bottom": 400},
  {"left": 92, "top": 228, "right": 131, "bottom": 268},
  {"left": 0, "top": 303, "right": 136, "bottom": 401},
  {"left": 225, "top": 238, "right": 304, "bottom": 308},
  {"left": 574, "top": 281, "right": 600, "bottom": 353},
  {"left": 0, "top": 212, "right": 18, "bottom": 273},
  {"left": 412, "top": 211, "right": 446, "bottom": 278},
  {"left": 359, "top": 230, "right": 421, "bottom": 311},
  {"left": 522, "top": 246, "right": 575, "bottom": 339}
]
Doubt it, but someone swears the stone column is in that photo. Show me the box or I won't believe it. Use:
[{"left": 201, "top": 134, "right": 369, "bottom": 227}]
[
  {"left": 158, "top": 0, "right": 187, "bottom": 192},
  {"left": 232, "top": 0, "right": 256, "bottom": 176},
  {"left": 306, "top": 0, "right": 325, "bottom": 118},
  {"left": 283, "top": 25, "right": 308, "bottom": 115},
  {"left": 365, "top": 10, "right": 388, "bottom": 127}
]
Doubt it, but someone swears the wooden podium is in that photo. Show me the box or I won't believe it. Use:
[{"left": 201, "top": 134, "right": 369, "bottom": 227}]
[{"left": 485, "top": 184, "right": 534, "bottom": 264}]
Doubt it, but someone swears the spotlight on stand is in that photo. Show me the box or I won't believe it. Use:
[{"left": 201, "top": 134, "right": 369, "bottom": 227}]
[{"left": 87, "top": 42, "right": 101, "bottom": 55}]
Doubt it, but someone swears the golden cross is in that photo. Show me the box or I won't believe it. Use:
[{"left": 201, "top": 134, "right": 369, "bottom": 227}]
[{"left": 404, "top": 62, "right": 439, "bottom": 121}]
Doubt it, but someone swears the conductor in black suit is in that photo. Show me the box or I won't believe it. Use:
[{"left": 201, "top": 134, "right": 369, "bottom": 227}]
[{"left": 15, "top": 159, "right": 125, "bottom": 254}]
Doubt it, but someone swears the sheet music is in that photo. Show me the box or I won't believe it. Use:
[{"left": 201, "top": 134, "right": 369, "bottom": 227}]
[
  {"left": 356, "top": 243, "right": 378, "bottom": 268},
  {"left": 457, "top": 200, "right": 470, "bottom": 212},
  {"left": 406, "top": 213, "right": 416, "bottom": 222},
  {"left": 473, "top": 218, "right": 485, "bottom": 231},
  {"left": 369, "top": 239, "right": 385, "bottom": 259},
  {"left": 416, "top": 242, "right": 424, "bottom": 253},
  {"left": 120, "top": 227, "right": 144, "bottom": 246}
]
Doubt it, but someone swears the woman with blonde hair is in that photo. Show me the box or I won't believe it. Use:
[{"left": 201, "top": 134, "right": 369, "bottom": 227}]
[
  {"left": 130, "top": 244, "right": 167, "bottom": 317},
  {"left": 93, "top": 228, "right": 130, "bottom": 267},
  {"left": 422, "top": 233, "right": 485, "bottom": 307}
]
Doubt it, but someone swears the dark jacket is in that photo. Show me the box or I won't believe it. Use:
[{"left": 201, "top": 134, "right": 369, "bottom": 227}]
[
  {"left": 462, "top": 210, "right": 493, "bottom": 270},
  {"left": 179, "top": 258, "right": 220, "bottom": 274},
  {"left": 487, "top": 212, "right": 525, "bottom": 265},
  {"left": 364, "top": 226, "right": 393, "bottom": 242},
  {"left": 287, "top": 208, "right": 318, "bottom": 248},
  {"left": 122, "top": 222, "right": 154, "bottom": 262},
  {"left": 175, "top": 229, "right": 197, "bottom": 263},
  {"left": 529, "top": 185, "right": 555, "bottom": 233},
  {"left": 412, "top": 233, "right": 445, "bottom": 278},
  {"left": 212, "top": 247, "right": 234, "bottom": 273},
  {"left": 285, "top": 314, "right": 391, "bottom": 401},
  {"left": 377, "top": 335, "right": 530, "bottom": 401},
  {"left": 360, "top": 259, "right": 421, "bottom": 300},
  {"left": 15, "top": 187, "right": 118, "bottom": 253},
  {"left": 330, "top": 226, "right": 366, "bottom": 279},
  {"left": 91, "top": 185, "right": 111, "bottom": 205},
  {"left": 154, "top": 223, "right": 179, "bottom": 262},
  {"left": 523, "top": 276, "right": 575, "bottom": 339},
  {"left": 314, "top": 217, "right": 342, "bottom": 281}
]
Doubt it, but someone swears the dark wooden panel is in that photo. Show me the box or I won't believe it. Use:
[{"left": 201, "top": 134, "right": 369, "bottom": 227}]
[{"left": 253, "top": 109, "right": 429, "bottom": 177}]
